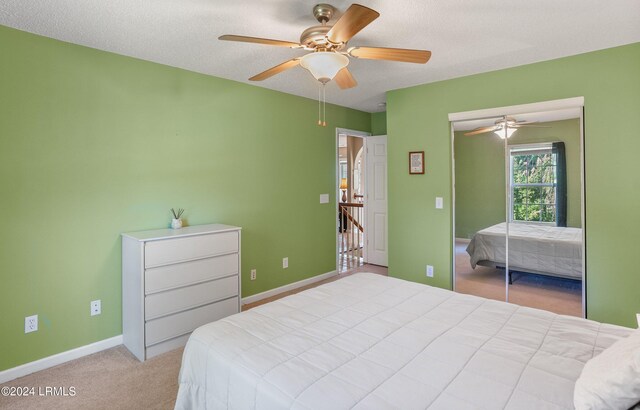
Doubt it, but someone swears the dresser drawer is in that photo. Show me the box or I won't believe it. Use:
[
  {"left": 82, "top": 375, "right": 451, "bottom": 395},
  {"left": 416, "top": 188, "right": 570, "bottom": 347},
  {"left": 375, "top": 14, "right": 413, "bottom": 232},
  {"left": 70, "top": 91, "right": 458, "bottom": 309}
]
[
  {"left": 145, "top": 297, "right": 239, "bottom": 346},
  {"left": 145, "top": 275, "right": 238, "bottom": 320},
  {"left": 145, "top": 253, "right": 238, "bottom": 294},
  {"left": 146, "top": 333, "right": 191, "bottom": 359},
  {"left": 145, "top": 231, "right": 238, "bottom": 268}
]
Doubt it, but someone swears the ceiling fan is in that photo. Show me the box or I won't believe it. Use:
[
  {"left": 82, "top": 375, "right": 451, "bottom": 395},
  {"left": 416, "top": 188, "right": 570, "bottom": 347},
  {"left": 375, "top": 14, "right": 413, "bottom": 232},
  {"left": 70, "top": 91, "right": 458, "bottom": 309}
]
[
  {"left": 464, "top": 116, "right": 550, "bottom": 139},
  {"left": 219, "top": 3, "right": 432, "bottom": 89}
]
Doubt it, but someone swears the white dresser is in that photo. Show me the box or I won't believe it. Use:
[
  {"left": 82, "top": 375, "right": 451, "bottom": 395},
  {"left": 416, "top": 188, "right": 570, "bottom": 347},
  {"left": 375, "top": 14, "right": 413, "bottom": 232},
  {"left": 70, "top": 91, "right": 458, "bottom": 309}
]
[{"left": 121, "top": 223, "right": 241, "bottom": 361}]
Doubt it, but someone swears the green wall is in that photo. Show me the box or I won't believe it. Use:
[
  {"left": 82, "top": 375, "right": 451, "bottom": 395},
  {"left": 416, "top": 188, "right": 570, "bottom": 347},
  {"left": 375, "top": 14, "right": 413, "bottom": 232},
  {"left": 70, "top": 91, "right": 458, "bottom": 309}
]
[
  {"left": 371, "top": 111, "right": 387, "bottom": 135},
  {"left": 454, "top": 119, "right": 582, "bottom": 239},
  {"left": 454, "top": 130, "right": 507, "bottom": 239},
  {"left": 387, "top": 42, "right": 640, "bottom": 327},
  {"left": 0, "top": 25, "right": 370, "bottom": 371}
]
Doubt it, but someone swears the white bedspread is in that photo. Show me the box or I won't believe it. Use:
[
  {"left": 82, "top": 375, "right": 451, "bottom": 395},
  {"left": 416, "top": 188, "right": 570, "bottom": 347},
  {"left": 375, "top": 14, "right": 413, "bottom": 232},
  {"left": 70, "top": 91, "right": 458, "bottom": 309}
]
[
  {"left": 175, "top": 273, "right": 630, "bottom": 410},
  {"left": 467, "top": 222, "right": 583, "bottom": 279}
]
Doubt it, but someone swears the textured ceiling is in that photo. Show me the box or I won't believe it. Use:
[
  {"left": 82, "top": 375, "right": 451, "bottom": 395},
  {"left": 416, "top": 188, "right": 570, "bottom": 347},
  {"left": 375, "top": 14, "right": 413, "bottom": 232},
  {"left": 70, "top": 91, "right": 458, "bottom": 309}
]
[{"left": 1, "top": 0, "right": 639, "bottom": 112}]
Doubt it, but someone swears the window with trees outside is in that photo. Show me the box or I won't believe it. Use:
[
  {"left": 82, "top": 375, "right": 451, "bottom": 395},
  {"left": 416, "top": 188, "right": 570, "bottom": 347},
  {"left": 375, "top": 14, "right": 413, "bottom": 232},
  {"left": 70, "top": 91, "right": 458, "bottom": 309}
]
[{"left": 510, "top": 143, "right": 557, "bottom": 223}]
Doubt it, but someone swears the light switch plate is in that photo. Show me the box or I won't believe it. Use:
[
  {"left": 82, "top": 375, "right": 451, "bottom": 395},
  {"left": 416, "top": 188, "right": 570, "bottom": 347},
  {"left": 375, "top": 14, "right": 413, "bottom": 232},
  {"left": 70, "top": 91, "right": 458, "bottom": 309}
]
[
  {"left": 435, "top": 197, "right": 444, "bottom": 209},
  {"left": 426, "top": 265, "right": 434, "bottom": 277},
  {"left": 320, "top": 194, "right": 329, "bottom": 204}
]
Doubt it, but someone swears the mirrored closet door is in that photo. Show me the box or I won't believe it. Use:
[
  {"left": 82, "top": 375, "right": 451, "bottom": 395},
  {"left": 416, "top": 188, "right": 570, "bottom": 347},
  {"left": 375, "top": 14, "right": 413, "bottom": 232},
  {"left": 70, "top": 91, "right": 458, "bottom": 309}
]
[
  {"left": 453, "top": 116, "right": 508, "bottom": 302},
  {"left": 452, "top": 103, "right": 585, "bottom": 316},
  {"left": 506, "top": 110, "right": 583, "bottom": 316}
]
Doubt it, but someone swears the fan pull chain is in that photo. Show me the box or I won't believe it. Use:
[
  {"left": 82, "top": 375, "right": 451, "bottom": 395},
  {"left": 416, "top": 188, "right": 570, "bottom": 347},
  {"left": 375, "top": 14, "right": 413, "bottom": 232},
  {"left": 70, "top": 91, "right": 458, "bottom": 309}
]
[
  {"left": 322, "top": 83, "right": 326, "bottom": 127},
  {"left": 318, "top": 83, "right": 322, "bottom": 126},
  {"left": 317, "top": 82, "right": 327, "bottom": 127}
]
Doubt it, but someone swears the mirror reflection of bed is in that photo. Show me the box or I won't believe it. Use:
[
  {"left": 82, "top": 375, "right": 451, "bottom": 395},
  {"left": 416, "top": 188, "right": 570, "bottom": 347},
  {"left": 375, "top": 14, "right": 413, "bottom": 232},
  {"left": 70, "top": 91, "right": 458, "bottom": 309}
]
[{"left": 452, "top": 108, "right": 583, "bottom": 317}]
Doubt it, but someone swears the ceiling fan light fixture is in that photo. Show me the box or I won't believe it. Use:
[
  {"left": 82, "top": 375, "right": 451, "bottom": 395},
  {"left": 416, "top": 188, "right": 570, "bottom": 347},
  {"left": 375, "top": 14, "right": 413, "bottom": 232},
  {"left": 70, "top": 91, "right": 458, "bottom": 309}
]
[
  {"left": 494, "top": 126, "right": 517, "bottom": 139},
  {"left": 300, "top": 52, "right": 349, "bottom": 83}
]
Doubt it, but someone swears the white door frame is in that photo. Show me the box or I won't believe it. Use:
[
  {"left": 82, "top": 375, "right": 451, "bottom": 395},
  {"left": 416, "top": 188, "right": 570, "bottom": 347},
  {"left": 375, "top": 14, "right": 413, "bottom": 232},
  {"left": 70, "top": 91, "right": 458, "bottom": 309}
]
[
  {"left": 335, "top": 128, "right": 371, "bottom": 273},
  {"left": 448, "top": 97, "right": 586, "bottom": 318}
]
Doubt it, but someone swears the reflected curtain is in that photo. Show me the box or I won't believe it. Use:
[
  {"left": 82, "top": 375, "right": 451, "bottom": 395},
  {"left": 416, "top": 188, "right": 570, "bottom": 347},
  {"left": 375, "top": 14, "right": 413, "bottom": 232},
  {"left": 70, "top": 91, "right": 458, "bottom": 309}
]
[{"left": 553, "top": 142, "right": 567, "bottom": 227}]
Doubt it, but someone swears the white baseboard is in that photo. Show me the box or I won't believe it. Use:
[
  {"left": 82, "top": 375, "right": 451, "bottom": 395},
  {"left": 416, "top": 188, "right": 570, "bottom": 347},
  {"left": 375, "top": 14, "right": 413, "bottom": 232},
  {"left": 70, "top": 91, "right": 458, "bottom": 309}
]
[
  {"left": 242, "top": 270, "right": 338, "bottom": 305},
  {"left": 456, "top": 237, "right": 471, "bottom": 244},
  {"left": 0, "top": 335, "right": 123, "bottom": 384}
]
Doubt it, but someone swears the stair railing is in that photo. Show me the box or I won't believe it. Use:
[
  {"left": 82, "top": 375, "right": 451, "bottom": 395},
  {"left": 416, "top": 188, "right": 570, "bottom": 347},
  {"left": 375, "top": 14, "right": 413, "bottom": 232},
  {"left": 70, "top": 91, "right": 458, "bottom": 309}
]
[{"left": 339, "top": 202, "right": 364, "bottom": 270}]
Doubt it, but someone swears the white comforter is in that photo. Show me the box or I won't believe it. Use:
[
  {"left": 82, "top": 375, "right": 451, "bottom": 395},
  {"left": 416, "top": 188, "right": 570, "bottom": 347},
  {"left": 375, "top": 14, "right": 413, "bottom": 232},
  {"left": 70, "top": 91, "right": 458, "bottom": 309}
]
[
  {"left": 175, "top": 273, "right": 630, "bottom": 410},
  {"left": 467, "top": 222, "right": 583, "bottom": 279}
]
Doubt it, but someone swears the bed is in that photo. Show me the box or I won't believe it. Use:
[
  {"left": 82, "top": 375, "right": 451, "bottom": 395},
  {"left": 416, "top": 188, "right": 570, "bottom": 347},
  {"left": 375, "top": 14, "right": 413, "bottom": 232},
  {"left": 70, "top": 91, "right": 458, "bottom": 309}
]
[
  {"left": 175, "top": 273, "right": 631, "bottom": 409},
  {"left": 466, "top": 222, "right": 583, "bottom": 280}
]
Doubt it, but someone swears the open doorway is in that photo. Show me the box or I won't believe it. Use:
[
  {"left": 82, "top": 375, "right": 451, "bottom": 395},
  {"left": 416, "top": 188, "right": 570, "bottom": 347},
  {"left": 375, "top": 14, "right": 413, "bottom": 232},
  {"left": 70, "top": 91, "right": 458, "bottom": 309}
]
[
  {"left": 336, "top": 128, "right": 389, "bottom": 275},
  {"left": 338, "top": 133, "right": 366, "bottom": 273}
]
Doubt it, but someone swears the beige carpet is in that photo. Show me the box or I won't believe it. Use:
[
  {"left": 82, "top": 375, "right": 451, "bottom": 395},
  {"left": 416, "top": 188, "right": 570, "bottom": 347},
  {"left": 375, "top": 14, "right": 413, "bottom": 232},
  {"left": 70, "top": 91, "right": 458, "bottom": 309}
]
[
  {"left": 0, "top": 345, "right": 181, "bottom": 410},
  {"left": 455, "top": 240, "right": 582, "bottom": 317},
  {"left": 1, "top": 265, "right": 388, "bottom": 410}
]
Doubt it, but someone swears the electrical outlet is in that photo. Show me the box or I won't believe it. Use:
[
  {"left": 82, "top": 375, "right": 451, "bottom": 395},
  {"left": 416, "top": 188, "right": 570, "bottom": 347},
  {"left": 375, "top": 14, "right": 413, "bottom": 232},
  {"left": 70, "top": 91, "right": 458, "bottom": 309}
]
[
  {"left": 283, "top": 257, "right": 288, "bottom": 269},
  {"left": 250, "top": 269, "right": 257, "bottom": 281},
  {"left": 90, "top": 300, "right": 101, "bottom": 316},
  {"left": 426, "top": 265, "right": 434, "bottom": 278},
  {"left": 25, "top": 315, "right": 38, "bottom": 333}
]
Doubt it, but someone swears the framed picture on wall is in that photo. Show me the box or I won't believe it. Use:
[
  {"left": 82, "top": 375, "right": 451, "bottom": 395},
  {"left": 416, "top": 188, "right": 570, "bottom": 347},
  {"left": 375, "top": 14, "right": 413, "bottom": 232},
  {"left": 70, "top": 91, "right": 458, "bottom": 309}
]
[{"left": 409, "top": 151, "right": 425, "bottom": 174}]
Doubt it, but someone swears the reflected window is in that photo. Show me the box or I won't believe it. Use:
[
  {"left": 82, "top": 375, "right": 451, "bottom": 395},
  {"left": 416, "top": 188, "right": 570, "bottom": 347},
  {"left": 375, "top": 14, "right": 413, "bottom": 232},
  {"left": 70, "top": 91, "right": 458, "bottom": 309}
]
[{"left": 510, "top": 143, "right": 559, "bottom": 224}]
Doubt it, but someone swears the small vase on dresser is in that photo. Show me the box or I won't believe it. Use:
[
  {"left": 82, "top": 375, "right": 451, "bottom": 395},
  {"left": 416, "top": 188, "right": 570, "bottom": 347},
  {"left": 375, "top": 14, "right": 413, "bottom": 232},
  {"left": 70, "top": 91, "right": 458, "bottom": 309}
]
[{"left": 121, "top": 223, "right": 241, "bottom": 361}]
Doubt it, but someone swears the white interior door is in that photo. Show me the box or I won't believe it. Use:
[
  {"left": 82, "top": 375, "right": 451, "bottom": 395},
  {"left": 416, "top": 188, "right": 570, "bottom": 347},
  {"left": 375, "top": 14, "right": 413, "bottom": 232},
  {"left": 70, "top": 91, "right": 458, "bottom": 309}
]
[{"left": 365, "top": 136, "right": 388, "bottom": 266}]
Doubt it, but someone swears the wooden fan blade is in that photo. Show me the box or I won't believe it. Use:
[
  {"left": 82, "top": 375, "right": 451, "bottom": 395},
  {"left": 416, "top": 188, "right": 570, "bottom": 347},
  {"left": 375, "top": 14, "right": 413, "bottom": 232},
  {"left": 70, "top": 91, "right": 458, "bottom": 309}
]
[
  {"left": 326, "top": 4, "right": 380, "bottom": 44},
  {"left": 249, "top": 59, "right": 300, "bottom": 81},
  {"left": 334, "top": 67, "right": 357, "bottom": 89},
  {"left": 349, "top": 46, "right": 431, "bottom": 64},
  {"left": 219, "top": 35, "right": 301, "bottom": 48},
  {"left": 464, "top": 126, "right": 499, "bottom": 136}
]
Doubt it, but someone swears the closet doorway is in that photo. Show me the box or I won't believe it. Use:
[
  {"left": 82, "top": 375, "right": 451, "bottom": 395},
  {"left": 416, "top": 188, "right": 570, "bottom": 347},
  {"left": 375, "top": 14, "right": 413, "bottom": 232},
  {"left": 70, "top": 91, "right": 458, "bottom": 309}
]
[{"left": 450, "top": 98, "right": 586, "bottom": 317}]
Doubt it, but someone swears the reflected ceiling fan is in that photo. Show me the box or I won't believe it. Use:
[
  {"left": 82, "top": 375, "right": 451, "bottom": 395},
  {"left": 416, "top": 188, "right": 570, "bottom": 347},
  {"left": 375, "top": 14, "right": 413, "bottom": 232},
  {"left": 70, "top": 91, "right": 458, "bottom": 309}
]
[
  {"left": 219, "top": 3, "right": 432, "bottom": 89},
  {"left": 464, "top": 116, "right": 550, "bottom": 139}
]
